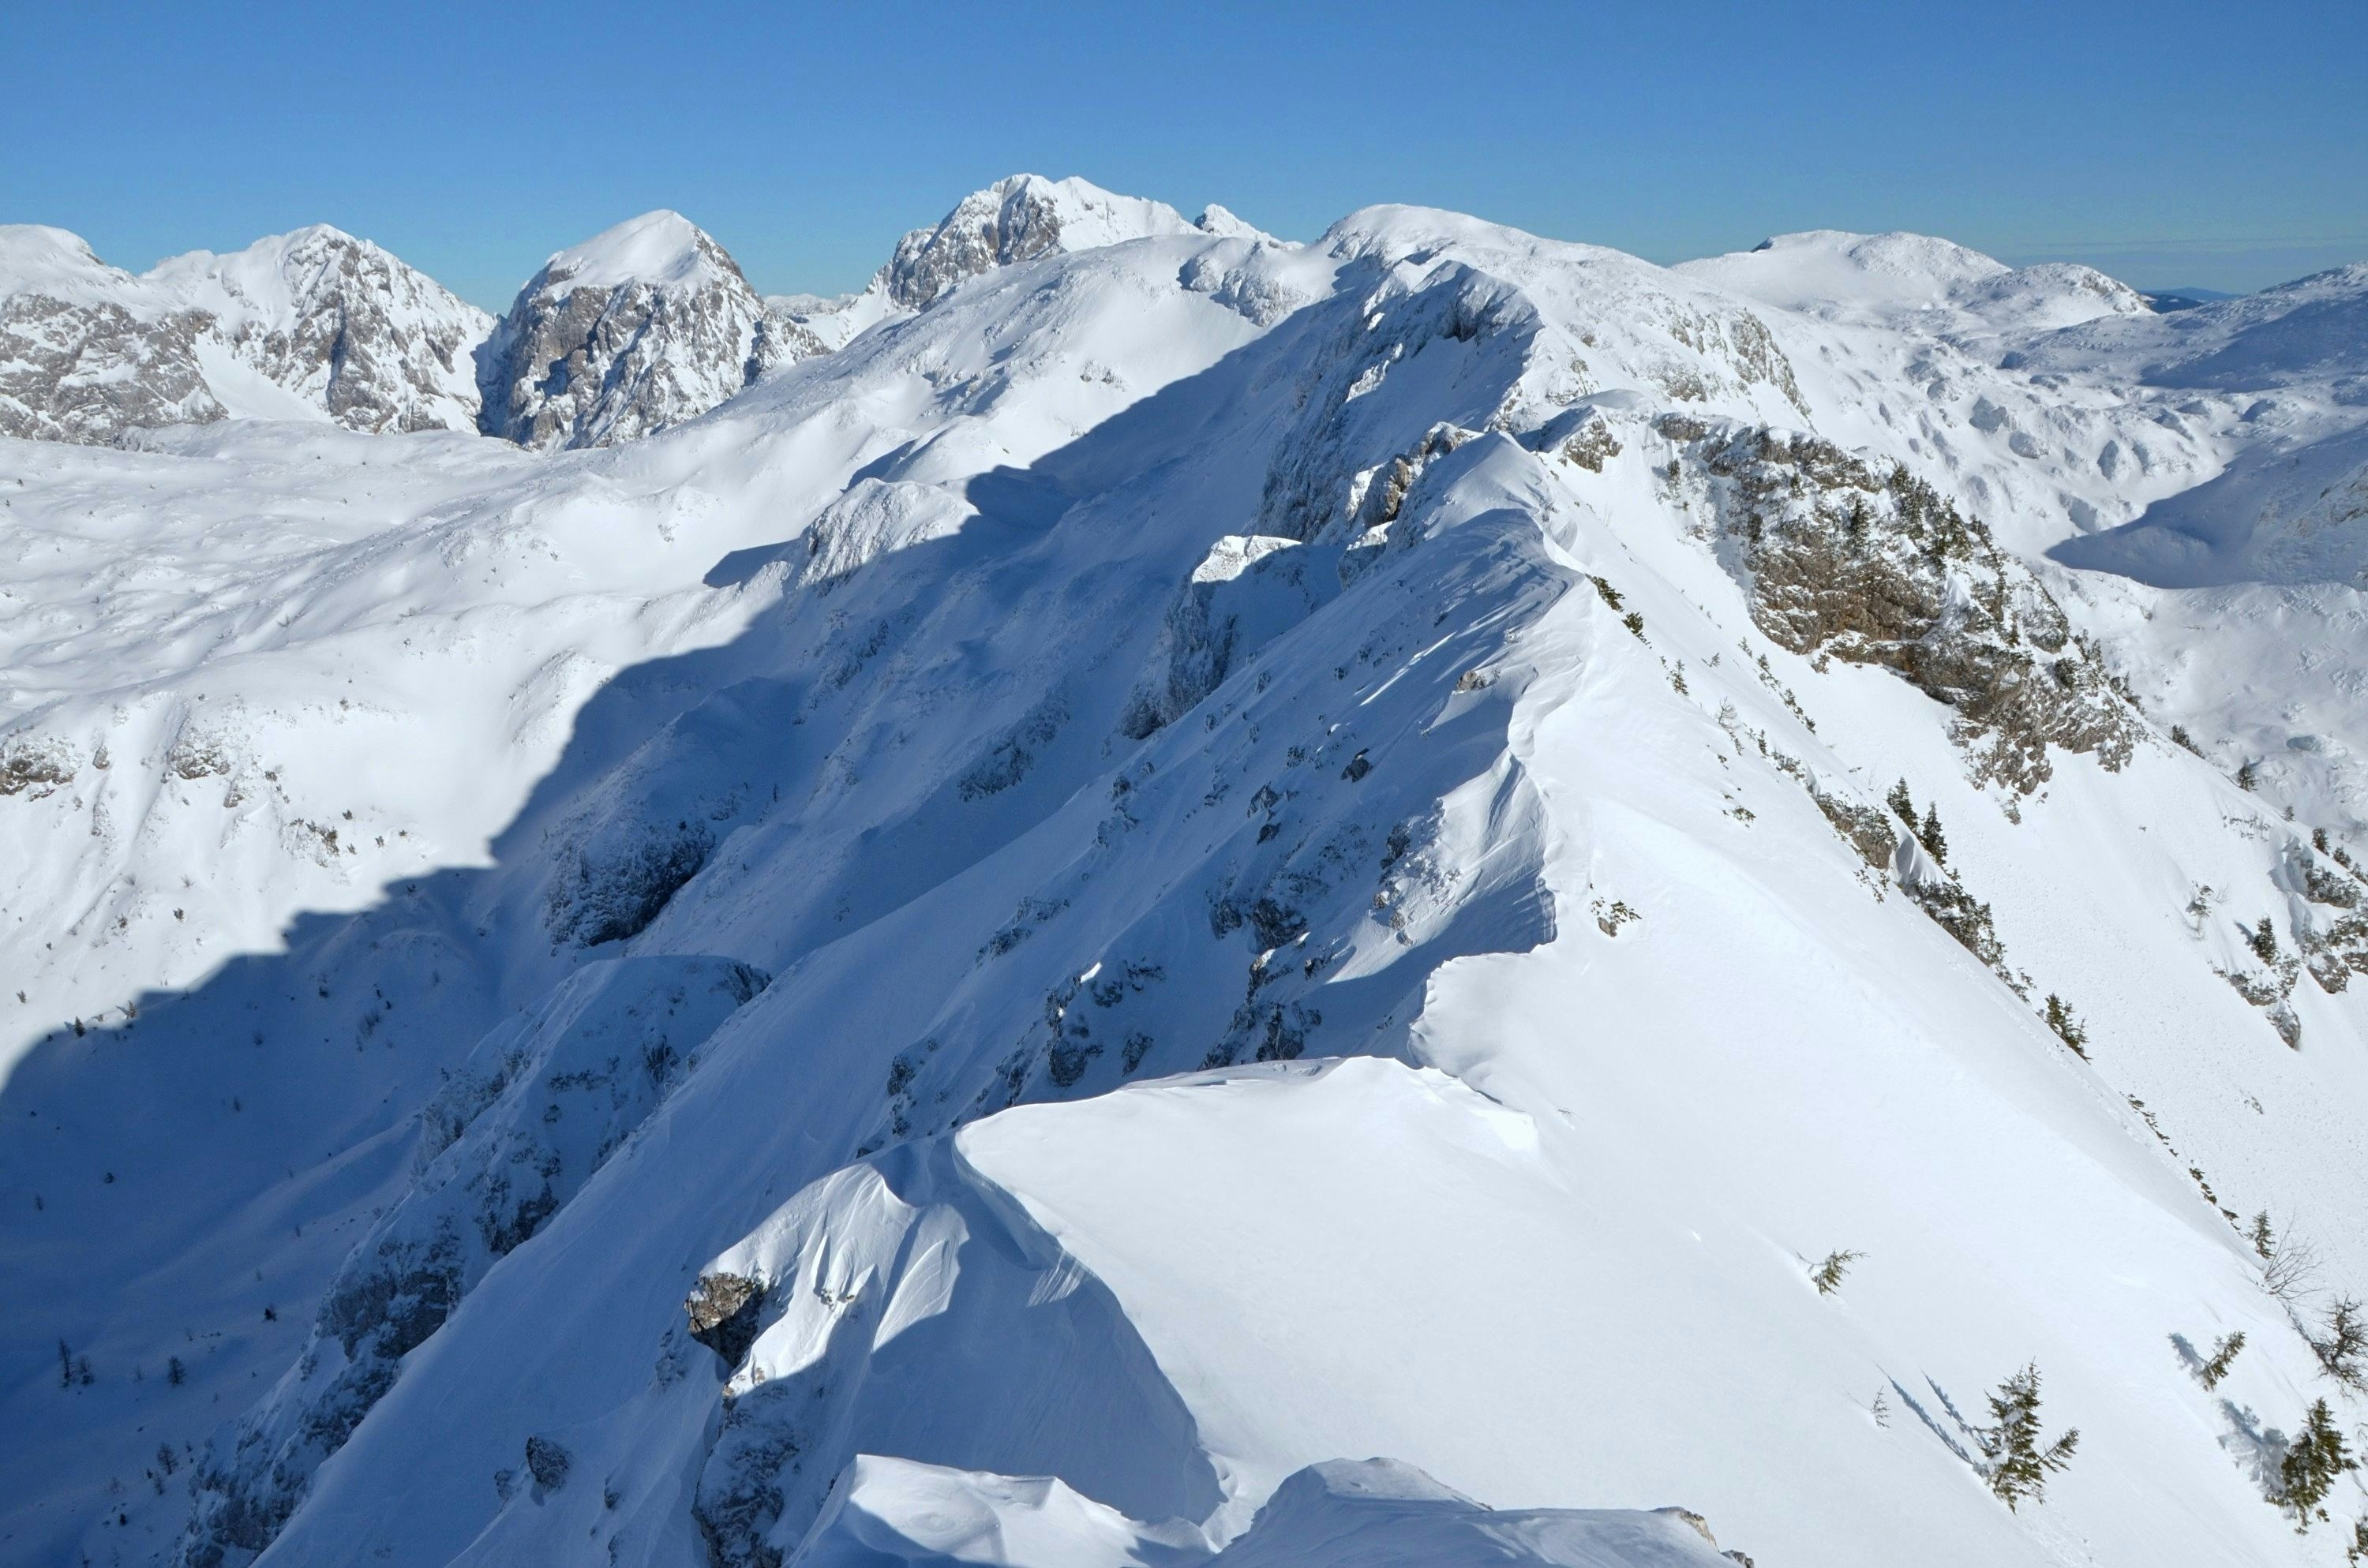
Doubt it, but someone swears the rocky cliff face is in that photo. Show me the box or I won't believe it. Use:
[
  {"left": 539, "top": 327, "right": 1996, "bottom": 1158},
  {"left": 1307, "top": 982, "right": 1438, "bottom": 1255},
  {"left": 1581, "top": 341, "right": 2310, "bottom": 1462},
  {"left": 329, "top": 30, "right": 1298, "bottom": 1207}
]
[
  {"left": 475, "top": 211, "right": 812, "bottom": 451},
  {"left": 0, "top": 226, "right": 224, "bottom": 443},
  {"left": 150, "top": 226, "right": 494, "bottom": 433}
]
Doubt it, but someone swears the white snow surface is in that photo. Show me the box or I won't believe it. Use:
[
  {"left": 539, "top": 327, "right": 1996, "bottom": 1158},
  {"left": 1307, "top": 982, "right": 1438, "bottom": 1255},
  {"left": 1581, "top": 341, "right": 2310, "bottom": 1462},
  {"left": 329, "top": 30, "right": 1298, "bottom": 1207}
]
[
  {"left": 2, "top": 185, "right": 2366, "bottom": 1568},
  {"left": 539, "top": 210, "right": 725, "bottom": 293},
  {"left": 0, "top": 224, "right": 166, "bottom": 305}
]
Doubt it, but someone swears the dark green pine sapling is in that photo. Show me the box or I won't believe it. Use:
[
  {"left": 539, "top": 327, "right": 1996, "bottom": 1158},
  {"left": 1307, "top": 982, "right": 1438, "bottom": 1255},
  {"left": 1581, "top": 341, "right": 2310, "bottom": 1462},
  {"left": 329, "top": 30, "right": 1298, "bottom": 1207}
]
[
  {"left": 2276, "top": 1399, "right": 2357, "bottom": 1528},
  {"left": 1976, "top": 1364, "right": 2078, "bottom": 1510},
  {"left": 2198, "top": 1330, "right": 2246, "bottom": 1390},
  {"left": 1917, "top": 804, "right": 1949, "bottom": 866},
  {"left": 2043, "top": 995, "right": 2089, "bottom": 1058}
]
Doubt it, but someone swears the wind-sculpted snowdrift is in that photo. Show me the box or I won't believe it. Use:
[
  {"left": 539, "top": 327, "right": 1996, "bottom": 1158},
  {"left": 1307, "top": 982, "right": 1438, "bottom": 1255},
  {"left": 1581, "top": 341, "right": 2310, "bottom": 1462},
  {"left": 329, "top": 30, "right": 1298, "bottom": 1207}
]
[{"left": 2, "top": 184, "right": 2366, "bottom": 1568}]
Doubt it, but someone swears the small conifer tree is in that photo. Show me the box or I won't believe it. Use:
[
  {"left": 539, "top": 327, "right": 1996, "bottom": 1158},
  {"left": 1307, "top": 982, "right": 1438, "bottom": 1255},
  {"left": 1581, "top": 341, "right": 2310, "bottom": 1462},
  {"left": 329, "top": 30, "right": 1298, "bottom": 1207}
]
[
  {"left": 2248, "top": 918, "right": 2281, "bottom": 966},
  {"left": 2043, "top": 995, "right": 2089, "bottom": 1058},
  {"left": 1811, "top": 1249, "right": 1863, "bottom": 1295},
  {"left": 1976, "top": 1364, "right": 2079, "bottom": 1510},
  {"left": 1917, "top": 804, "right": 1949, "bottom": 865},
  {"left": 166, "top": 1355, "right": 185, "bottom": 1387},
  {"left": 2237, "top": 759, "right": 2259, "bottom": 791},
  {"left": 2276, "top": 1399, "right": 2358, "bottom": 1528},
  {"left": 1887, "top": 778, "right": 1916, "bottom": 827},
  {"left": 2199, "top": 1330, "right": 2245, "bottom": 1390}
]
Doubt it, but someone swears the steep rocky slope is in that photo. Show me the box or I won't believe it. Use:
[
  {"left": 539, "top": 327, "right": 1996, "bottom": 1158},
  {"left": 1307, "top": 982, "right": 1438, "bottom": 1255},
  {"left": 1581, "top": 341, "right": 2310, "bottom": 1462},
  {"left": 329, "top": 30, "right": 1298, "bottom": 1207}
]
[{"left": 2, "top": 193, "right": 2366, "bottom": 1568}]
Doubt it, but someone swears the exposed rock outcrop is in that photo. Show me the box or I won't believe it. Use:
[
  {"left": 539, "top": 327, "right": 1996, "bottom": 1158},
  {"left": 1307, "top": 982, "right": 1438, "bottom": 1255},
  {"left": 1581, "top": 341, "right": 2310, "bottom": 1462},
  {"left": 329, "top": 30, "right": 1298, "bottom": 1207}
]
[
  {"left": 1681, "top": 419, "right": 2138, "bottom": 792},
  {"left": 0, "top": 226, "right": 223, "bottom": 443}
]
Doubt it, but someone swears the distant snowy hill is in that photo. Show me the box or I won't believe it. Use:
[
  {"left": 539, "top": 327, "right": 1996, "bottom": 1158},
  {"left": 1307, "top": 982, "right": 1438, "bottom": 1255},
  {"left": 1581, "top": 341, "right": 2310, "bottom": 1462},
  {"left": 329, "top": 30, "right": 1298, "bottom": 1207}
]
[
  {"left": 2, "top": 181, "right": 2367, "bottom": 1568},
  {"left": 1678, "top": 229, "right": 2149, "bottom": 333}
]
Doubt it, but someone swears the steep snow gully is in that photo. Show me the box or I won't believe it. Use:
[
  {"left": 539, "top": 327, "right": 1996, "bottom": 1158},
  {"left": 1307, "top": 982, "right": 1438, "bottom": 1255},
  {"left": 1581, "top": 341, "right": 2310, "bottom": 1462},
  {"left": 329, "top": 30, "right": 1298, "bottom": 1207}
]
[{"left": 4, "top": 178, "right": 2368, "bottom": 1568}]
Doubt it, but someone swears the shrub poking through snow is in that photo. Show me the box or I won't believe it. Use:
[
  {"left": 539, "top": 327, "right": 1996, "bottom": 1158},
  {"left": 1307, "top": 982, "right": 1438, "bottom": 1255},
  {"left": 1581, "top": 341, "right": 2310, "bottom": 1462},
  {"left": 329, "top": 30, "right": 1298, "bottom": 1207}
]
[
  {"left": 1810, "top": 1249, "right": 1862, "bottom": 1295},
  {"left": 2275, "top": 1399, "right": 2356, "bottom": 1528},
  {"left": 1976, "top": 1364, "right": 2078, "bottom": 1510},
  {"left": 2199, "top": 1330, "right": 2246, "bottom": 1390},
  {"left": 524, "top": 1435, "right": 571, "bottom": 1493},
  {"left": 2254, "top": 1215, "right": 2322, "bottom": 1306},
  {"left": 1887, "top": 778, "right": 1916, "bottom": 827},
  {"left": 2309, "top": 1299, "right": 2366, "bottom": 1392}
]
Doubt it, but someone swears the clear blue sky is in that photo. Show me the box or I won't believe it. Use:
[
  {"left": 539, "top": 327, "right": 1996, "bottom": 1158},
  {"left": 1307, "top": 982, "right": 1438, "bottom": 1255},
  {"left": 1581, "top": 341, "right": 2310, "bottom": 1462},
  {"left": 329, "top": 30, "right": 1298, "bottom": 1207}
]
[{"left": 6, "top": 0, "right": 2361, "bottom": 309}]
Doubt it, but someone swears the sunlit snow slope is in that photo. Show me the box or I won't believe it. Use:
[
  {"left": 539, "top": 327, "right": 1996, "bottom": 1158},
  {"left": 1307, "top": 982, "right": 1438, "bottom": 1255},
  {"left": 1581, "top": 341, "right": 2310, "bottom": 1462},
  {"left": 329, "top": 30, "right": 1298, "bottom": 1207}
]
[{"left": 3, "top": 183, "right": 2367, "bottom": 1568}]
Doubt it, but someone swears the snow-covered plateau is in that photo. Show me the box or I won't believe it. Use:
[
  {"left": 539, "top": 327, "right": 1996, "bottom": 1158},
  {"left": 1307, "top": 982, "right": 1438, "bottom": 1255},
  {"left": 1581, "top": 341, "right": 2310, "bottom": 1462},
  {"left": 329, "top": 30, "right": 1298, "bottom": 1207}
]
[{"left": 4, "top": 176, "right": 2368, "bottom": 1568}]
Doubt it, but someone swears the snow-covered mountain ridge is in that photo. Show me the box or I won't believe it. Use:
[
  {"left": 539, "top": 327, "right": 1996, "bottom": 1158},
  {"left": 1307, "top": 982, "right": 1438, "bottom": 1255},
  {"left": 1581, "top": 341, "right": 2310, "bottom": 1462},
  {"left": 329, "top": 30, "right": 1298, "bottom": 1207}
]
[
  {"left": 0, "top": 177, "right": 1268, "bottom": 453},
  {"left": 3, "top": 184, "right": 2367, "bottom": 1568}
]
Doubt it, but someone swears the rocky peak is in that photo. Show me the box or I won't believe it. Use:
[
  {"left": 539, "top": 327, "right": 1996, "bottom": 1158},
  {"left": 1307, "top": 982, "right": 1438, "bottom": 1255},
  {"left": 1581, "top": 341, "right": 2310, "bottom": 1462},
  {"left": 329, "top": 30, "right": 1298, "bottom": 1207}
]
[
  {"left": 148, "top": 225, "right": 496, "bottom": 433},
  {"left": 476, "top": 210, "right": 808, "bottom": 451},
  {"left": 880, "top": 174, "right": 1201, "bottom": 309}
]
